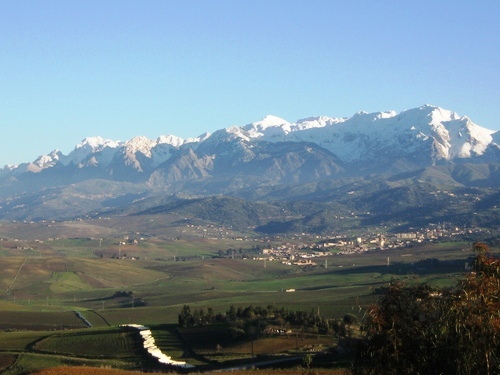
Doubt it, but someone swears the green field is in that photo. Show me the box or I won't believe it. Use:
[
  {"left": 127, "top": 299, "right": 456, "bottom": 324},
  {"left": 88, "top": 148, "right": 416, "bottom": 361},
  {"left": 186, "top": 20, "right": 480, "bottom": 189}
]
[
  {"left": 34, "top": 327, "right": 141, "bottom": 358},
  {"left": 0, "top": 229, "right": 493, "bottom": 374}
]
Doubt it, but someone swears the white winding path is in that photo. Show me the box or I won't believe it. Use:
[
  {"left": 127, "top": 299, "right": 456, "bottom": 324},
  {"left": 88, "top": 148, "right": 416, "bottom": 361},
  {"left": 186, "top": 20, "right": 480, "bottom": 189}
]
[{"left": 121, "top": 324, "right": 194, "bottom": 368}]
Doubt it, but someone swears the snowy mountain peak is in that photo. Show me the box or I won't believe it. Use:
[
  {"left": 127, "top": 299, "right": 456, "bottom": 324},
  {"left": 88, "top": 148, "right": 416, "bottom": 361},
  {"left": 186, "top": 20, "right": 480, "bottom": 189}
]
[
  {"left": 253, "top": 115, "right": 290, "bottom": 129},
  {"left": 419, "top": 103, "right": 438, "bottom": 110},
  {"left": 402, "top": 105, "right": 458, "bottom": 124},
  {"left": 428, "top": 107, "right": 460, "bottom": 126},
  {"left": 242, "top": 115, "right": 293, "bottom": 139},
  {"left": 125, "top": 136, "right": 157, "bottom": 156},
  {"left": 76, "top": 136, "right": 104, "bottom": 149},
  {"left": 76, "top": 136, "right": 121, "bottom": 150},
  {"left": 157, "top": 134, "right": 185, "bottom": 148},
  {"left": 59, "top": 136, "right": 122, "bottom": 167},
  {"left": 28, "top": 150, "right": 62, "bottom": 171}
]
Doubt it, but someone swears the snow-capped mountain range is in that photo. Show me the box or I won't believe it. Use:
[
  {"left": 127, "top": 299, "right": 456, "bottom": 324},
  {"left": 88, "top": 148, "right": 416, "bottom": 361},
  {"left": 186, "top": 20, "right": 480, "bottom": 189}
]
[
  {"left": 5, "top": 105, "right": 498, "bottom": 173},
  {"left": 2, "top": 105, "right": 499, "bottom": 186}
]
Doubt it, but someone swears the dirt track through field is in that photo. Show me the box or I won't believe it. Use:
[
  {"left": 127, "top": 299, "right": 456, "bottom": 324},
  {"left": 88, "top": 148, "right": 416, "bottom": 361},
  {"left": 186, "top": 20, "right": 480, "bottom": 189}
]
[
  {"left": 5, "top": 256, "right": 29, "bottom": 294},
  {"left": 87, "top": 310, "right": 111, "bottom": 326}
]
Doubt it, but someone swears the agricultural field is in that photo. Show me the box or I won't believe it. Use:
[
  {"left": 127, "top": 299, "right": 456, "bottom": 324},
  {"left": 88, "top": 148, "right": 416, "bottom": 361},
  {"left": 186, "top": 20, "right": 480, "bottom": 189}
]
[
  {"left": 33, "top": 327, "right": 142, "bottom": 359},
  {"left": 0, "top": 221, "right": 492, "bottom": 374}
]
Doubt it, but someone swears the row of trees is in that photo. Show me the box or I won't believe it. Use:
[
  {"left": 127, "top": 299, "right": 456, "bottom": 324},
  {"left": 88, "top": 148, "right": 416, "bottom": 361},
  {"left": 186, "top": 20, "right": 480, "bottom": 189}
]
[
  {"left": 178, "top": 304, "right": 357, "bottom": 338},
  {"left": 354, "top": 242, "right": 499, "bottom": 375}
]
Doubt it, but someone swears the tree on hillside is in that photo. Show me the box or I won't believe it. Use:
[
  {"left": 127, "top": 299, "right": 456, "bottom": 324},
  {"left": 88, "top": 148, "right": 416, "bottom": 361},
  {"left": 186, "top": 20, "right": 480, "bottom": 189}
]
[
  {"left": 354, "top": 243, "right": 499, "bottom": 375},
  {"left": 178, "top": 305, "right": 194, "bottom": 328}
]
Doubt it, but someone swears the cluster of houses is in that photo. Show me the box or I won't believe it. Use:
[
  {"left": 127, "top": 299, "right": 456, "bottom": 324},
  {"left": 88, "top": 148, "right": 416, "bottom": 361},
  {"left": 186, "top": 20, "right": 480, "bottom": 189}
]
[{"left": 253, "top": 224, "right": 485, "bottom": 265}]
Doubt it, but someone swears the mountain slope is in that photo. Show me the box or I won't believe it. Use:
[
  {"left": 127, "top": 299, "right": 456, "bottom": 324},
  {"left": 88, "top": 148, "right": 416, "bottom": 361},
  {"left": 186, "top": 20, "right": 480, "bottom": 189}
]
[{"left": 0, "top": 105, "right": 498, "bottom": 231}]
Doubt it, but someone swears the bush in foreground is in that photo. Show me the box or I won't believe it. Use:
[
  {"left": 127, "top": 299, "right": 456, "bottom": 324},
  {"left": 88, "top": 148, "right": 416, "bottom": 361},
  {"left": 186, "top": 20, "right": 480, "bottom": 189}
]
[{"left": 354, "top": 243, "right": 499, "bottom": 375}]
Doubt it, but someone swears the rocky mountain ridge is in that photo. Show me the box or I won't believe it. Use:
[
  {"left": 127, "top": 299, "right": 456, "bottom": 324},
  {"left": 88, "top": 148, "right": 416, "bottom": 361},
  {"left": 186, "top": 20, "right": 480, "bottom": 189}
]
[
  {"left": 3, "top": 105, "right": 498, "bottom": 176},
  {"left": 0, "top": 105, "right": 498, "bottom": 231}
]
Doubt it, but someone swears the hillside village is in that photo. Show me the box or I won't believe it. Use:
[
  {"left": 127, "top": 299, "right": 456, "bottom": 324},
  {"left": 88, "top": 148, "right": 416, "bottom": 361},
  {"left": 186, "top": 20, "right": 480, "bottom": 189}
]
[
  {"left": 251, "top": 224, "right": 485, "bottom": 267},
  {"left": 162, "top": 220, "right": 486, "bottom": 265}
]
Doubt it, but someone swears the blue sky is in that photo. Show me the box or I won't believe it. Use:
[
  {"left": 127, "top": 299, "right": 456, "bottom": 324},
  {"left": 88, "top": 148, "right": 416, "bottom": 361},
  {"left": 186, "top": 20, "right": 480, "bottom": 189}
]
[{"left": 1, "top": 0, "right": 499, "bottom": 166}]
